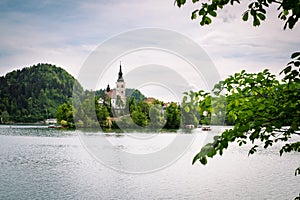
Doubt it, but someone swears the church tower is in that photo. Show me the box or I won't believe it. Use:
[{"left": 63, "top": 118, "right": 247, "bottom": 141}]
[{"left": 116, "top": 62, "right": 126, "bottom": 102}]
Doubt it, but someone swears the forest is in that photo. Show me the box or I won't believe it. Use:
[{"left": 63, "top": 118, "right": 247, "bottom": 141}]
[
  {"left": 0, "top": 63, "right": 232, "bottom": 130},
  {"left": 0, "top": 63, "right": 83, "bottom": 123}
]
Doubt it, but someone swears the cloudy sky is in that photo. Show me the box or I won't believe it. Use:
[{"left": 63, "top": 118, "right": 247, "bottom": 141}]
[{"left": 0, "top": 0, "right": 299, "bottom": 101}]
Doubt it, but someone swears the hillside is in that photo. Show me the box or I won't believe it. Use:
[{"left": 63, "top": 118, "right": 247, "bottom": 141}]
[
  {"left": 0, "top": 63, "right": 83, "bottom": 123},
  {"left": 95, "top": 88, "right": 146, "bottom": 103}
]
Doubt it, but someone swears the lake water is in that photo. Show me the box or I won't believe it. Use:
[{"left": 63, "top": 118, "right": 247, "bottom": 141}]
[{"left": 0, "top": 125, "right": 299, "bottom": 199}]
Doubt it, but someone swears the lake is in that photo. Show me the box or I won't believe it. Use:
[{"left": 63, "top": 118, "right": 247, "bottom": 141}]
[{"left": 0, "top": 125, "right": 299, "bottom": 199}]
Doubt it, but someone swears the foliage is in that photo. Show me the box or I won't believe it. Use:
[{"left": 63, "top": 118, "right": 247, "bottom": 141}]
[
  {"left": 0, "top": 63, "right": 83, "bottom": 123},
  {"left": 56, "top": 102, "right": 75, "bottom": 128},
  {"left": 175, "top": 1, "right": 299, "bottom": 197},
  {"left": 131, "top": 108, "right": 149, "bottom": 127},
  {"left": 0, "top": 111, "right": 10, "bottom": 124},
  {"left": 181, "top": 91, "right": 200, "bottom": 127},
  {"left": 149, "top": 104, "right": 166, "bottom": 129},
  {"left": 192, "top": 56, "right": 300, "bottom": 173},
  {"left": 126, "top": 88, "right": 146, "bottom": 104},
  {"left": 116, "top": 95, "right": 124, "bottom": 109},
  {"left": 164, "top": 102, "right": 181, "bottom": 129},
  {"left": 96, "top": 105, "right": 110, "bottom": 128},
  {"left": 175, "top": 0, "right": 300, "bottom": 29}
]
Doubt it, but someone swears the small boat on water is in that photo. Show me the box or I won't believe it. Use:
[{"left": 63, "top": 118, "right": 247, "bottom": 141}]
[
  {"left": 48, "top": 124, "right": 62, "bottom": 129},
  {"left": 201, "top": 126, "right": 211, "bottom": 131},
  {"left": 185, "top": 124, "right": 195, "bottom": 129}
]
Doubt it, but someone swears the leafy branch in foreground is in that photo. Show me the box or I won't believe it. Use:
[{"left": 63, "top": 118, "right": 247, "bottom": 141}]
[
  {"left": 192, "top": 52, "right": 300, "bottom": 176},
  {"left": 175, "top": 0, "right": 300, "bottom": 29}
]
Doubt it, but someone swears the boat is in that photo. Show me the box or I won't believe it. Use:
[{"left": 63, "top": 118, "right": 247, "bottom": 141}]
[
  {"left": 48, "top": 124, "right": 56, "bottom": 128},
  {"left": 185, "top": 124, "right": 195, "bottom": 129},
  {"left": 201, "top": 126, "right": 211, "bottom": 131},
  {"left": 48, "top": 124, "right": 62, "bottom": 129}
]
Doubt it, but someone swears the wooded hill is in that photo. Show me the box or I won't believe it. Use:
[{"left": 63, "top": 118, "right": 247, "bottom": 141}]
[
  {"left": 0, "top": 63, "right": 148, "bottom": 124},
  {"left": 0, "top": 63, "right": 83, "bottom": 123}
]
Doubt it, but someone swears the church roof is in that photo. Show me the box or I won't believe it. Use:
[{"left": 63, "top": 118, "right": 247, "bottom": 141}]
[
  {"left": 106, "top": 89, "right": 117, "bottom": 99},
  {"left": 117, "top": 63, "right": 124, "bottom": 82}
]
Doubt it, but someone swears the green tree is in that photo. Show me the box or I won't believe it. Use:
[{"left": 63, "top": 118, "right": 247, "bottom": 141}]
[
  {"left": 149, "top": 104, "right": 166, "bottom": 129},
  {"left": 129, "top": 96, "right": 137, "bottom": 114},
  {"left": 126, "top": 89, "right": 146, "bottom": 103},
  {"left": 136, "top": 101, "right": 150, "bottom": 118},
  {"left": 0, "top": 63, "right": 83, "bottom": 123},
  {"left": 124, "top": 96, "right": 131, "bottom": 115},
  {"left": 131, "top": 109, "right": 149, "bottom": 127},
  {"left": 181, "top": 91, "right": 200, "bottom": 127},
  {"left": 175, "top": 0, "right": 300, "bottom": 29},
  {"left": 56, "top": 102, "right": 75, "bottom": 128},
  {"left": 176, "top": 0, "right": 300, "bottom": 162},
  {"left": 175, "top": 1, "right": 299, "bottom": 198},
  {"left": 164, "top": 102, "right": 181, "bottom": 129},
  {"left": 0, "top": 111, "right": 10, "bottom": 124},
  {"left": 118, "top": 115, "right": 134, "bottom": 129},
  {"left": 192, "top": 65, "right": 300, "bottom": 183},
  {"left": 96, "top": 105, "right": 110, "bottom": 129},
  {"left": 74, "top": 93, "right": 103, "bottom": 128},
  {"left": 116, "top": 95, "right": 124, "bottom": 109}
]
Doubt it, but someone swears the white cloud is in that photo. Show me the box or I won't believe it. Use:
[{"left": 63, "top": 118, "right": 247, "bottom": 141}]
[{"left": 0, "top": 0, "right": 299, "bottom": 99}]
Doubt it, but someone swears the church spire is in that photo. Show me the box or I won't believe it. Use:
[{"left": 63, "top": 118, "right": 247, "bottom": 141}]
[
  {"left": 106, "top": 83, "right": 110, "bottom": 92},
  {"left": 117, "top": 61, "right": 124, "bottom": 82}
]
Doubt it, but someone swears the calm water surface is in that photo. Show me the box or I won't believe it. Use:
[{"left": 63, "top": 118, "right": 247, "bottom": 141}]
[{"left": 0, "top": 125, "right": 299, "bottom": 199}]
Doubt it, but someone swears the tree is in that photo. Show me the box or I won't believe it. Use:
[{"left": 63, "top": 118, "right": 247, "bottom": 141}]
[
  {"left": 149, "top": 104, "right": 166, "bottom": 129},
  {"left": 181, "top": 91, "right": 200, "bottom": 127},
  {"left": 175, "top": 0, "right": 300, "bottom": 29},
  {"left": 191, "top": 57, "right": 300, "bottom": 198},
  {"left": 165, "top": 102, "right": 181, "bottom": 129},
  {"left": 96, "top": 105, "right": 110, "bottom": 129},
  {"left": 0, "top": 63, "right": 83, "bottom": 123},
  {"left": 176, "top": 0, "right": 300, "bottom": 160},
  {"left": 129, "top": 96, "right": 137, "bottom": 114},
  {"left": 131, "top": 109, "right": 149, "bottom": 127},
  {"left": 0, "top": 111, "right": 10, "bottom": 124},
  {"left": 175, "top": 1, "right": 299, "bottom": 198},
  {"left": 126, "top": 89, "right": 146, "bottom": 103},
  {"left": 56, "top": 102, "right": 75, "bottom": 128},
  {"left": 116, "top": 95, "right": 124, "bottom": 109}
]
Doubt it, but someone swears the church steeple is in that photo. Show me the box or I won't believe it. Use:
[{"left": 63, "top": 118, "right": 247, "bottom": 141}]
[
  {"left": 106, "top": 83, "right": 111, "bottom": 92},
  {"left": 117, "top": 61, "right": 124, "bottom": 82}
]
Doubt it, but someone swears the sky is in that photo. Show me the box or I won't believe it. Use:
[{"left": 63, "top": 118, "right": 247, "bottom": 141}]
[{"left": 0, "top": 0, "right": 299, "bottom": 101}]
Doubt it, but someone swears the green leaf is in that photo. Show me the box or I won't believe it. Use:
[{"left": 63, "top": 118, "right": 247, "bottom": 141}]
[
  {"left": 253, "top": 16, "right": 260, "bottom": 26},
  {"left": 204, "top": 16, "right": 212, "bottom": 25},
  {"left": 176, "top": 0, "right": 186, "bottom": 7},
  {"left": 207, "top": 148, "right": 216, "bottom": 158},
  {"left": 192, "top": 153, "right": 200, "bottom": 164},
  {"left": 291, "top": 120, "right": 298, "bottom": 131},
  {"left": 242, "top": 12, "right": 249, "bottom": 21},
  {"left": 284, "top": 66, "right": 292, "bottom": 74},
  {"left": 184, "top": 106, "right": 190, "bottom": 113},
  {"left": 200, "top": 156, "right": 207, "bottom": 165},
  {"left": 199, "top": 8, "right": 205, "bottom": 16},
  {"left": 209, "top": 10, "right": 217, "bottom": 17},
  {"left": 291, "top": 52, "right": 300, "bottom": 59},
  {"left": 221, "top": 140, "right": 228, "bottom": 148},
  {"left": 191, "top": 10, "right": 198, "bottom": 20},
  {"left": 257, "top": 13, "right": 266, "bottom": 21}
]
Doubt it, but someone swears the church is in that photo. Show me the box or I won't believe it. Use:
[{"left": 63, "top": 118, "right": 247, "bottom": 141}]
[{"left": 105, "top": 63, "right": 126, "bottom": 108}]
